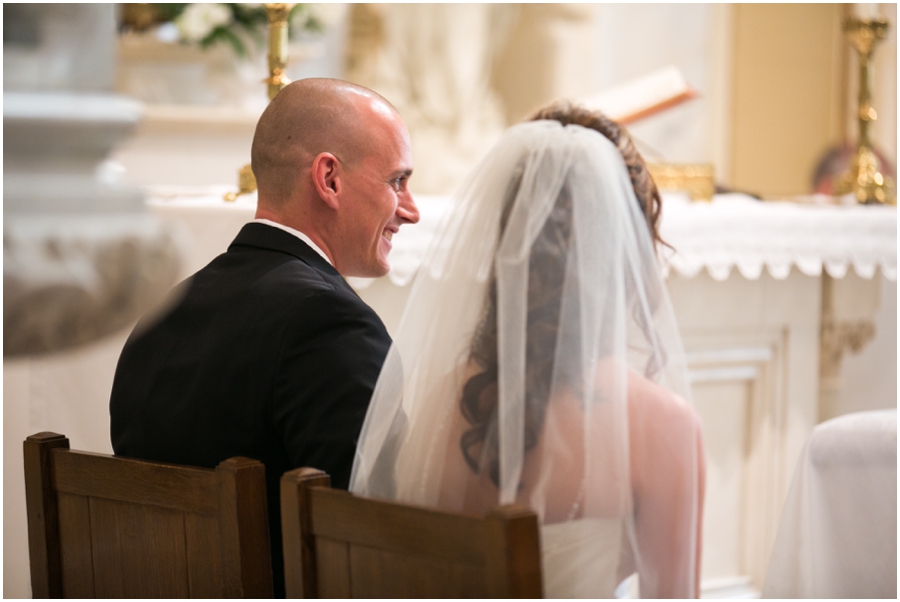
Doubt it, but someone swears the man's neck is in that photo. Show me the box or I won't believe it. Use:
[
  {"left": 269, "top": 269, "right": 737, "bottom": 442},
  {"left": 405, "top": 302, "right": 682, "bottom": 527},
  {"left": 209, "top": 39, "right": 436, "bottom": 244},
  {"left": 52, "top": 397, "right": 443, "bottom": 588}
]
[
  {"left": 254, "top": 192, "right": 344, "bottom": 267},
  {"left": 252, "top": 212, "right": 336, "bottom": 267}
]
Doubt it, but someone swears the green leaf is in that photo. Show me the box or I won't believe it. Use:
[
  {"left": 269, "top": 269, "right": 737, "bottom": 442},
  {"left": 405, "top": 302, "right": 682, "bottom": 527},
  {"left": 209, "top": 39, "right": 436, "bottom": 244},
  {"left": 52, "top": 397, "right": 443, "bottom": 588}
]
[
  {"left": 232, "top": 3, "right": 267, "bottom": 28},
  {"left": 235, "top": 18, "right": 265, "bottom": 49},
  {"left": 306, "top": 17, "right": 324, "bottom": 34},
  {"left": 201, "top": 26, "right": 246, "bottom": 59},
  {"left": 155, "top": 3, "right": 189, "bottom": 21},
  {"left": 288, "top": 4, "right": 324, "bottom": 39},
  {"left": 289, "top": 4, "right": 306, "bottom": 22}
]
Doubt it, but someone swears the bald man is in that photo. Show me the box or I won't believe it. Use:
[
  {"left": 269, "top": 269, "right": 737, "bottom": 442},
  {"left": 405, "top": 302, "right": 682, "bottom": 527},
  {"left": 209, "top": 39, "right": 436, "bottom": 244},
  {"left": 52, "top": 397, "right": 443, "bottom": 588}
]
[{"left": 110, "top": 79, "right": 418, "bottom": 596}]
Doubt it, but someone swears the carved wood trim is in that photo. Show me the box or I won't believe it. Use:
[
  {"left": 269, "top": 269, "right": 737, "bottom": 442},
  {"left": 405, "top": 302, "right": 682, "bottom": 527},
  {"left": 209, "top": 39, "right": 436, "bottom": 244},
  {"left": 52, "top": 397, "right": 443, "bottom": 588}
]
[
  {"left": 819, "top": 317, "right": 876, "bottom": 380},
  {"left": 818, "top": 273, "right": 878, "bottom": 421}
]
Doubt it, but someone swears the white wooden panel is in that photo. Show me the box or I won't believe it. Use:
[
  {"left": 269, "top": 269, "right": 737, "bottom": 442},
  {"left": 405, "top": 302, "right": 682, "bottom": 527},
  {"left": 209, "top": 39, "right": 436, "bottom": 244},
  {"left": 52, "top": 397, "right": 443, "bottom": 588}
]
[
  {"left": 672, "top": 270, "right": 819, "bottom": 596},
  {"left": 693, "top": 378, "right": 750, "bottom": 581}
]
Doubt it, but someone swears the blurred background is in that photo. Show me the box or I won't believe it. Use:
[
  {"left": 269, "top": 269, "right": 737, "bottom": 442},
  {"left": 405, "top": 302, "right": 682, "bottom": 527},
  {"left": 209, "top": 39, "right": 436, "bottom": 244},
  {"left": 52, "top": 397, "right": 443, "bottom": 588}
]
[
  {"left": 4, "top": 4, "right": 896, "bottom": 598},
  {"left": 78, "top": 3, "right": 896, "bottom": 198}
]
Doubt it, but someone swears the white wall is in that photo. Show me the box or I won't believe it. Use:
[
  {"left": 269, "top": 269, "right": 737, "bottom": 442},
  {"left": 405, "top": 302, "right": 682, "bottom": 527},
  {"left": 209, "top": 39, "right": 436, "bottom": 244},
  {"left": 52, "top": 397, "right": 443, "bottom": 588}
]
[{"left": 592, "top": 4, "right": 719, "bottom": 168}]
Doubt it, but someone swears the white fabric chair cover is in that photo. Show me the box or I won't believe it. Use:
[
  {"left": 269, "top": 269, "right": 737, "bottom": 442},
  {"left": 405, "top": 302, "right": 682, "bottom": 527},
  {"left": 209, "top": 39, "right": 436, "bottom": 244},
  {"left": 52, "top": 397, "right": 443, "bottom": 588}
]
[{"left": 763, "top": 409, "right": 897, "bottom": 598}]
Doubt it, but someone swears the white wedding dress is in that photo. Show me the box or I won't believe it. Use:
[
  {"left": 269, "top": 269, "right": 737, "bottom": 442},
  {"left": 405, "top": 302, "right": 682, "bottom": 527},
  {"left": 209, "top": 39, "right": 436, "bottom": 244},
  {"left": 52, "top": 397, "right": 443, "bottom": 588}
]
[
  {"left": 350, "top": 120, "right": 702, "bottom": 597},
  {"left": 542, "top": 519, "right": 622, "bottom": 597}
]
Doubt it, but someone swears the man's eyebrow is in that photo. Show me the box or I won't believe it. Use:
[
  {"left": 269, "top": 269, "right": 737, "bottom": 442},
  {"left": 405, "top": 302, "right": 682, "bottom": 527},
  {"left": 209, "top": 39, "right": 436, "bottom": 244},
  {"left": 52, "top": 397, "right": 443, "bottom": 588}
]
[{"left": 389, "top": 169, "right": 413, "bottom": 179}]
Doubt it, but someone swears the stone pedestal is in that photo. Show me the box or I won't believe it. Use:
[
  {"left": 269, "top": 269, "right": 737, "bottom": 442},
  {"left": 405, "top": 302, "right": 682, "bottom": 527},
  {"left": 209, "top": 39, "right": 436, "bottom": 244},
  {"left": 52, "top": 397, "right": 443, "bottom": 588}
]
[
  {"left": 3, "top": 5, "right": 182, "bottom": 358},
  {"left": 3, "top": 9, "right": 182, "bottom": 594}
]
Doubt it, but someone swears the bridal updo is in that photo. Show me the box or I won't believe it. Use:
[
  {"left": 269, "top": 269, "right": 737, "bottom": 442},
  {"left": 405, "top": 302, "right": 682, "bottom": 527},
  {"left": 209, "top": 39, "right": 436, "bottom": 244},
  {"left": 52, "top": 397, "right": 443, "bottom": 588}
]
[
  {"left": 460, "top": 104, "right": 663, "bottom": 485},
  {"left": 528, "top": 100, "right": 664, "bottom": 247}
]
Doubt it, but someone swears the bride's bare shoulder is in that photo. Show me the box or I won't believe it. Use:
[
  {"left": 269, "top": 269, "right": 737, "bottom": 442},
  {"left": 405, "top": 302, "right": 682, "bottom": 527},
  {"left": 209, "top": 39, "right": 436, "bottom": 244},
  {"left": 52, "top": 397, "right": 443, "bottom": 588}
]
[
  {"left": 626, "top": 370, "right": 698, "bottom": 430},
  {"left": 626, "top": 370, "right": 702, "bottom": 493}
]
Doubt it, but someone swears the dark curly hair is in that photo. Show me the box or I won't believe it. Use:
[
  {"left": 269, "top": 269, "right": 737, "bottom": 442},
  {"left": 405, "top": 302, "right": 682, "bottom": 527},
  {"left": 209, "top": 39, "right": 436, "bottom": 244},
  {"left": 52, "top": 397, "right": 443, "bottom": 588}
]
[
  {"left": 459, "top": 103, "right": 665, "bottom": 485},
  {"left": 529, "top": 100, "right": 664, "bottom": 247}
]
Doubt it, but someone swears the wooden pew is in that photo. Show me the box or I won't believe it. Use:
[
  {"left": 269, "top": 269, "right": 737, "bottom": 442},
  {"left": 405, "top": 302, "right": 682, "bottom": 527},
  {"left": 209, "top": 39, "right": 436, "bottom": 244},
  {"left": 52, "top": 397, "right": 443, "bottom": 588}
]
[
  {"left": 24, "top": 432, "right": 273, "bottom": 598},
  {"left": 280, "top": 467, "right": 543, "bottom": 598}
]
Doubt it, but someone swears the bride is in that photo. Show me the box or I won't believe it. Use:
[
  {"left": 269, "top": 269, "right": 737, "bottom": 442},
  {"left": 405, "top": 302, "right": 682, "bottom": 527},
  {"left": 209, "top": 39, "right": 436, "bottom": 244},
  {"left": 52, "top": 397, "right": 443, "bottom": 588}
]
[{"left": 349, "top": 103, "right": 705, "bottom": 598}]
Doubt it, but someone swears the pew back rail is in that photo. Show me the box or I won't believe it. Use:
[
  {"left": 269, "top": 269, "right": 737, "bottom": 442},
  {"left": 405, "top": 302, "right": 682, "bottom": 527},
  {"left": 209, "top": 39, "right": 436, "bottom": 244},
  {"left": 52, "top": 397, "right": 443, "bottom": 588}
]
[
  {"left": 280, "top": 466, "right": 543, "bottom": 598},
  {"left": 24, "top": 432, "right": 273, "bottom": 598}
]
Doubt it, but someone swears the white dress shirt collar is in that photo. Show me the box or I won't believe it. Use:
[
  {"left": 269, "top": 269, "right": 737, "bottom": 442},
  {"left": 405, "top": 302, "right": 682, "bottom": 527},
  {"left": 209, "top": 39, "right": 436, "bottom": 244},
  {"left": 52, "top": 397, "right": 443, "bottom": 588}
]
[{"left": 251, "top": 219, "right": 333, "bottom": 266}]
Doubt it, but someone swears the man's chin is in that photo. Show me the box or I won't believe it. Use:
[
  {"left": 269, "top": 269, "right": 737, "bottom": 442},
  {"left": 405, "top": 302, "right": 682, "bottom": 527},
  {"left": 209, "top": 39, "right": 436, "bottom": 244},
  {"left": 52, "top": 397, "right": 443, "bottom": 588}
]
[
  {"left": 369, "top": 264, "right": 390, "bottom": 278},
  {"left": 346, "top": 262, "right": 390, "bottom": 279}
]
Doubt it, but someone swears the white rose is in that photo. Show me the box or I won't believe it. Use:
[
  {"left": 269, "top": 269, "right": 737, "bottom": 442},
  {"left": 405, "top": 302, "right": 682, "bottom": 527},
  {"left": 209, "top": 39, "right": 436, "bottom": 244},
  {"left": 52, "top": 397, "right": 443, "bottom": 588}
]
[
  {"left": 155, "top": 22, "right": 180, "bottom": 44},
  {"left": 176, "top": 3, "right": 233, "bottom": 43}
]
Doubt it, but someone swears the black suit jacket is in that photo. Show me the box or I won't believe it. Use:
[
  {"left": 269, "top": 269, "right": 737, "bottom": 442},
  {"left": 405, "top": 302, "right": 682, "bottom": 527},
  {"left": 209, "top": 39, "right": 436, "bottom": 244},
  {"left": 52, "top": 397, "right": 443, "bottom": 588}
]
[{"left": 110, "top": 222, "right": 391, "bottom": 596}]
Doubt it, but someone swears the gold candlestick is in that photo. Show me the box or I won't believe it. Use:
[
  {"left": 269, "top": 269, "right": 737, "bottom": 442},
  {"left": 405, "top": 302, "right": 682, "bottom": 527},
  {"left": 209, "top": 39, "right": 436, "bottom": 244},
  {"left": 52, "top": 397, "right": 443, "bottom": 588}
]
[
  {"left": 225, "top": 3, "right": 295, "bottom": 201},
  {"left": 834, "top": 16, "right": 895, "bottom": 205},
  {"left": 263, "top": 3, "right": 294, "bottom": 100}
]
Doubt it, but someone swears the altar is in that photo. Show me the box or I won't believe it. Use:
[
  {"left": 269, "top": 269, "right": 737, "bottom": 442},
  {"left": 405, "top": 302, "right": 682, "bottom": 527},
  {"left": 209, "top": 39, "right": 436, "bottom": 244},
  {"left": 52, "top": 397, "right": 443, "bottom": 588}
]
[{"left": 3, "top": 188, "right": 895, "bottom": 597}]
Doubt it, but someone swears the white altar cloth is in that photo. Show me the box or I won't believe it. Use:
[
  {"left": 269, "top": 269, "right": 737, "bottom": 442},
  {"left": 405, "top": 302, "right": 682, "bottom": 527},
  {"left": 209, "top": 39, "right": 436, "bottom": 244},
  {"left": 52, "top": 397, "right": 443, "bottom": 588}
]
[
  {"left": 660, "top": 194, "right": 897, "bottom": 282},
  {"left": 145, "top": 188, "right": 897, "bottom": 286},
  {"left": 762, "top": 409, "right": 897, "bottom": 598}
]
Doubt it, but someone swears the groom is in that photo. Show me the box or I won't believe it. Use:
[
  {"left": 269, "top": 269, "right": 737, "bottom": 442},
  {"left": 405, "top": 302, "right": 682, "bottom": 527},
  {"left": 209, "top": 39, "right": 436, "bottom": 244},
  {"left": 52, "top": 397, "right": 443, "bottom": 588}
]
[{"left": 109, "top": 78, "right": 417, "bottom": 594}]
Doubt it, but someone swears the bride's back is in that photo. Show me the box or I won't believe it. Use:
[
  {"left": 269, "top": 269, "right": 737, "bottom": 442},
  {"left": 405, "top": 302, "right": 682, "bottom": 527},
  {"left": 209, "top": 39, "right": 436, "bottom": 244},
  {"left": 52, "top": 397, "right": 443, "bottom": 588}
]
[{"left": 351, "top": 111, "right": 704, "bottom": 598}]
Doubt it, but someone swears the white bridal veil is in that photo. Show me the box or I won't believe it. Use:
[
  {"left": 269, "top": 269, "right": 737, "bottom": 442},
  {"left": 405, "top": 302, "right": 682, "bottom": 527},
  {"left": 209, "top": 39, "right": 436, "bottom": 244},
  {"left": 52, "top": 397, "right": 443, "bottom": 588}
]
[{"left": 350, "top": 120, "right": 702, "bottom": 598}]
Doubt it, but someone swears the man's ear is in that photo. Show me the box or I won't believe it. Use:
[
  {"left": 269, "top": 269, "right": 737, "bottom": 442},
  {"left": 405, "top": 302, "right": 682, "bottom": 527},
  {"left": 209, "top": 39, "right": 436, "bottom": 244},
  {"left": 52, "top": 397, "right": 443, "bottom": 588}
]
[{"left": 311, "top": 152, "right": 341, "bottom": 210}]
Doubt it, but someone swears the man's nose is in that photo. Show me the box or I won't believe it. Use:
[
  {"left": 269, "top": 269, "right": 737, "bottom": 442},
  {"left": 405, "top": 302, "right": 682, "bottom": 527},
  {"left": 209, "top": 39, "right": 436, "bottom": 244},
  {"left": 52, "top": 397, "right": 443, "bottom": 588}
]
[{"left": 397, "top": 191, "right": 420, "bottom": 224}]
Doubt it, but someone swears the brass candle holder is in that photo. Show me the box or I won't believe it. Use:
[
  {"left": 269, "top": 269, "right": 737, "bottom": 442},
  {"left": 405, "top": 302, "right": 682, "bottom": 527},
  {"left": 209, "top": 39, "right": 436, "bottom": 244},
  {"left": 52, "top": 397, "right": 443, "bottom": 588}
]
[
  {"left": 834, "top": 16, "right": 895, "bottom": 205},
  {"left": 263, "top": 3, "right": 294, "bottom": 101},
  {"left": 225, "top": 3, "right": 295, "bottom": 202},
  {"left": 647, "top": 164, "right": 715, "bottom": 202}
]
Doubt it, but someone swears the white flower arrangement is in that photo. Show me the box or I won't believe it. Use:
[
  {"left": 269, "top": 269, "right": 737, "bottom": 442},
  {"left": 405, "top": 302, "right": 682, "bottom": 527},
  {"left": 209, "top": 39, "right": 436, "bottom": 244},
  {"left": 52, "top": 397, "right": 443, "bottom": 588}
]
[
  {"left": 121, "top": 3, "right": 344, "bottom": 60},
  {"left": 176, "top": 3, "right": 234, "bottom": 44}
]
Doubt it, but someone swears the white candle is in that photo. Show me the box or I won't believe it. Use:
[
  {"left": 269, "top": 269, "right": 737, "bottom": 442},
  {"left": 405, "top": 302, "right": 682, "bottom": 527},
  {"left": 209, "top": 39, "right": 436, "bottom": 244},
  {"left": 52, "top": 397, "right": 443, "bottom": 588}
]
[{"left": 855, "top": 3, "right": 881, "bottom": 19}]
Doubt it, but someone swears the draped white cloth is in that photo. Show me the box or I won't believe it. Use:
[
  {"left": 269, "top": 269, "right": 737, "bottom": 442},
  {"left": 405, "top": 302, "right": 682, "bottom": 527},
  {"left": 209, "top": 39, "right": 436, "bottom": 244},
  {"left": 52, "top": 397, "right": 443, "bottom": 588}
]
[
  {"left": 350, "top": 121, "right": 703, "bottom": 597},
  {"left": 660, "top": 194, "right": 897, "bottom": 282},
  {"left": 143, "top": 190, "right": 898, "bottom": 288},
  {"left": 763, "top": 409, "right": 897, "bottom": 599}
]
